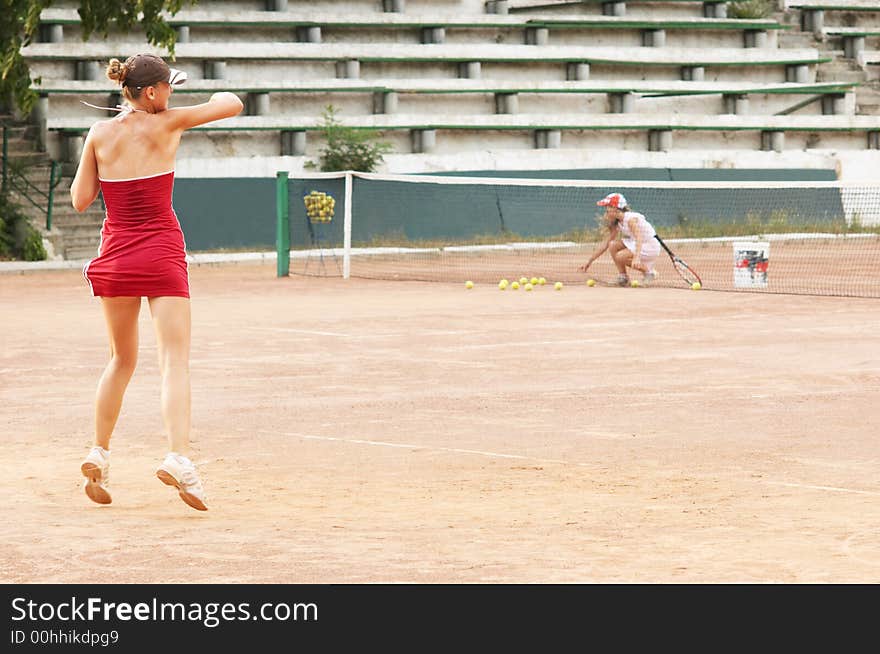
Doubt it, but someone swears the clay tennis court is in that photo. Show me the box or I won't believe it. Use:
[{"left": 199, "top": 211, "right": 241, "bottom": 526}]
[{"left": 2, "top": 261, "right": 879, "bottom": 583}]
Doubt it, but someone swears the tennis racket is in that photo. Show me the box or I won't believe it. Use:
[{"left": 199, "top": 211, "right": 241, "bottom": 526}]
[{"left": 654, "top": 234, "right": 702, "bottom": 287}]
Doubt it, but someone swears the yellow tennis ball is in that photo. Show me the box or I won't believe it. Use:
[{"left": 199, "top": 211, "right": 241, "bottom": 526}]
[
  {"left": 498, "top": 280, "right": 508, "bottom": 290},
  {"left": 524, "top": 283, "right": 533, "bottom": 291},
  {"left": 530, "top": 277, "right": 538, "bottom": 286},
  {"left": 587, "top": 279, "right": 596, "bottom": 287},
  {"left": 554, "top": 281, "right": 563, "bottom": 291},
  {"left": 538, "top": 277, "right": 546, "bottom": 285},
  {"left": 631, "top": 279, "right": 640, "bottom": 288},
  {"left": 465, "top": 280, "right": 474, "bottom": 289},
  {"left": 691, "top": 281, "right": 702, "bottom": 291},
  {"left": 519, "top": 277, "right": 528, "bottom": 286},
  {"left": 511, "top": 281, "right": 520, "bottom": 290},
  {"left": 500, "top": 278, "right": 508, "bottom": 287}
]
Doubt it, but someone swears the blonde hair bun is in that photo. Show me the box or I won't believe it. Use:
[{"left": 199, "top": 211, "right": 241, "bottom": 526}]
[{"left": 106, "top": 58, "right": 128, "bottom": 84}]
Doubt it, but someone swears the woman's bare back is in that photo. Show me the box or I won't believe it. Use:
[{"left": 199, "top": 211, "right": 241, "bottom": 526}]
[{"left": 90, "top": 112, "right": 182, "bottom": 180}]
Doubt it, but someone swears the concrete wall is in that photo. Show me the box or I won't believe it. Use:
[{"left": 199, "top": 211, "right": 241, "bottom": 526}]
[{"left": 168, "top": 165, "right": 842, "bottom": 252}]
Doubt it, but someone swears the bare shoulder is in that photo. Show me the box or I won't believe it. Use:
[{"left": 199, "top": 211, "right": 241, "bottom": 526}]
[{"left": 86, "top": 118, "right": 119, "bottom": 140}]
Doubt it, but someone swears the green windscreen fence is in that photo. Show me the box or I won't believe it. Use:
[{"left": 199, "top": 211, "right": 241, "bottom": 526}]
[{"left": 280, "top": 172, "right": 880, "bottom": 298}]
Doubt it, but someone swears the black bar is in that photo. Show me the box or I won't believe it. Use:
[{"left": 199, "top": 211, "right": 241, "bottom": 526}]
[{"left": 2, "top": 584, "right": 876, "bottom": 650}]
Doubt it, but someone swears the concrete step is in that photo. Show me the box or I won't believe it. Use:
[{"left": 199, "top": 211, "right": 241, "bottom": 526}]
[
  {"left": 52, "top": 215, "right": 104, "bottom": 230},
  {"left": 61, "top": 230, "right": 101, "bottom": 252},
  {"left": 6, "top": 159, "right": 54, "bottom": 174},
  {"left": 50, "top": 193, "right": 76, "bottom": 208},
  {"left": 3, "top": 133, "right": 40, "bottom": 148},
  {"left": 6, "top": 174, "right": 63, "bottom": 200},
  {"left": 3, "top": 117, "right": 70, "bottom": 257},
  {"left": 4, "top": 149, "right": 45, "bottom": 161},
  {"left": 62, "top": 229, "right": 100, "bottom": 242},
  {"left": 54, "top": 211, "right": 102, "bottom": 226},
  {"left": 61, "top": 234, "right": 101, "bottom": 250},
  {"left": 855, "top": 86, "right": 880, "bottom": 114},
  {"left": 817, "top": 71, "right": 868, "bottom": 83},
  {"left": 51, "top": 202, "right": 104, "bottom": 218},
  {"left": 55, "top": 232, "right": 98, "bottom": 247},
  {"left": 64, "top": 246, "right": 98, "bottom": 261},
  {"left": 7, "top": 188, "right": 55, "bottom": 211},
  {"left": 1, "top": 124, "right": 30, "bottom": 139},
  {"left": 51, "top": 191, "right": 94, "bottom": 207},
  {"left": 778, "top": 31, "right": 819, "bottom": 50},
  {"left": 816, "top": 60, "right": 867, "bottom": 84},
  {"left": 13, "top": 163, "right": 56, "bottom": 181}
]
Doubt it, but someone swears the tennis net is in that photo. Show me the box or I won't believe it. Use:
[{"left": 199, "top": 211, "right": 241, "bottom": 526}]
[{"left": 277, "top": 171, "right": 880, "bottom": 298}]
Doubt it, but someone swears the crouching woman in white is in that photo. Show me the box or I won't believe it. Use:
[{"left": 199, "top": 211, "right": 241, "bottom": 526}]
[{"left": 579, "top": 192, "right": 661, "bottom": 286}]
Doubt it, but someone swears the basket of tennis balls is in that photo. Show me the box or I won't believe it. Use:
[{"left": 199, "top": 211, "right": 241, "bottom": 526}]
[{"left": 303, "top": 190, "right": 335, "bottom": 224}]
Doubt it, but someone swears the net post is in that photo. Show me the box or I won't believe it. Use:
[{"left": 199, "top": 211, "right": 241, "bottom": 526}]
[
  {"left": 275, "top": 170, "right": 290, "bottom": 277},
  {"left": 343, "top": 172, "right": 352, "bottom": 279}
]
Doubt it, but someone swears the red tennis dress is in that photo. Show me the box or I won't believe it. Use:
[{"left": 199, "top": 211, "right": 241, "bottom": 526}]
[{"left": 83, "top": 170, "right": 189, "bottom": 298}]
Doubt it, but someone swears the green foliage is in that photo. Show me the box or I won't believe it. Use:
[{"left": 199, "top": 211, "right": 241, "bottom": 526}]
[
  {"left": 78, "top": 0, "right": 190, "bottom": 45},
  {"left": 21, "top": 226, "right": 47, "bottom": 260},
  {"left": 1, "top": 1, "right": 195, "bottom": 115},
  {"left": 305, "top": 105, "right": 393, "bottom": 173},
  {"left": 0, "top": 192, "right": 47, "bottom": 261},
  {"left": 727, "top": 0, "right": 776, "bottom": 19}
]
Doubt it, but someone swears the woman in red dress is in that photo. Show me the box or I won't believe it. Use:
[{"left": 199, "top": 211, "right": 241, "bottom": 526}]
[{"left": 71, "top": 53, "right": 243, "bottom": 511}]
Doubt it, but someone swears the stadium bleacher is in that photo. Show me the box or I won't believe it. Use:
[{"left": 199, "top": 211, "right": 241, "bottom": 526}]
[
  {"left": 24, "top": 2, "right": 864, "bottom": 163},
  {"left": 37, "top": 8, "right": 790, "bottom": 49},
  {"left": 7, "top": 0, "right": 879, "bottom": 259}
]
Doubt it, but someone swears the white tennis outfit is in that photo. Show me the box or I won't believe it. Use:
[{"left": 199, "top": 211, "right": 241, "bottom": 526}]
[{"left": 618, "top": 211, "right": 660, "bottom": 268}]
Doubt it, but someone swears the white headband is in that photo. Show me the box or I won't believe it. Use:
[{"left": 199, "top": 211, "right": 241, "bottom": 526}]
[{"left": 168, "top": 68, "right": 187, "bottom": 85}]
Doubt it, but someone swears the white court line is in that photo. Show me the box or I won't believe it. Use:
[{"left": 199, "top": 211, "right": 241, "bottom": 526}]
[
  {"left": 241, "top": 315, "right": 854, "bottom": 350},
  {"left": 841, "top": 532, "right": 880, "bottom": 567},
  {"left": 763, "top": 481, "right": 880, "bottom": 496},
  {"left": 247, "top": 316, "right": 726, "bottom": 342},
  {"left": 420, "top": 330, "right": 485, "bottom": 336},
  {"left": 0, "top": 365, "right": 98, "bottom": 374},
  {"left": 448, "top": 337, "right": 621, "bottom": 350},
  {"left": 248, "top": 327, "right": 367, "bottom": 338},
  {"left": 370, "top": 352, "right": 492, "bottom": 367},
  {"left": 268, "top": 430, "right": 584, "bottom": 467},
  {"left": 257, "top": 430, "right": 880, "bottom": 496},
  {"left": 413, "top": 359, "right": 489, "bottom": 367},
  {"left": 189, "top": 355, "right": 291, "bottom": 365},
  {"left": 247, "top": 326, "right": 485, "bottom": 339}
]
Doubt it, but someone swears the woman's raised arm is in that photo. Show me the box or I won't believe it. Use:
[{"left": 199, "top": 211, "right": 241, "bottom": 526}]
[{"left": 164, "top": 92, "right": 244, "bottom": 131}]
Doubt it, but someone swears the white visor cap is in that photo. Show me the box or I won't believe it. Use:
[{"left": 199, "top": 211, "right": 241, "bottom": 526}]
[{"left": 168, "top": 68, "right": 187, "bottom": 86}]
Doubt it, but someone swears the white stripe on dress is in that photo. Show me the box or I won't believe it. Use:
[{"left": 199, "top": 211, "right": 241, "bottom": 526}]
[{"left": 98, "top": 170, "right": 175, "bottom": 183}]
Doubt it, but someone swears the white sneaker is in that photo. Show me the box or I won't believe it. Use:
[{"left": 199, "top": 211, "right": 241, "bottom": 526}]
[
  {"left": 156, "top": 453, "right": 208, "bottom": 511},
  {"left": 642, "top": 269, "right": 659, "bottom": 284},
  {"left": 616, "top": 274, "right": 629, "bottom": 287},
  {"left": 81, "top": 446, "right": 111, "bottom": 505}
]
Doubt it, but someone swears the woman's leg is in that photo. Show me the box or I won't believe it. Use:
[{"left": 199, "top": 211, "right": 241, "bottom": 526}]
[
  {"left": 148, "top": 296, "right": 207, "bottom": 511},
  {"left": 82, "top": 296, "right": 140, "bottom": 504},
  {"left": 94, "top": 297, "right": 142, "bottom": 449},
  {"left": 609, "top": 240, "right": 632, "bottom": 275},
  {"left": 147, "top": 296, "right": 191, "bottom": 454}
]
